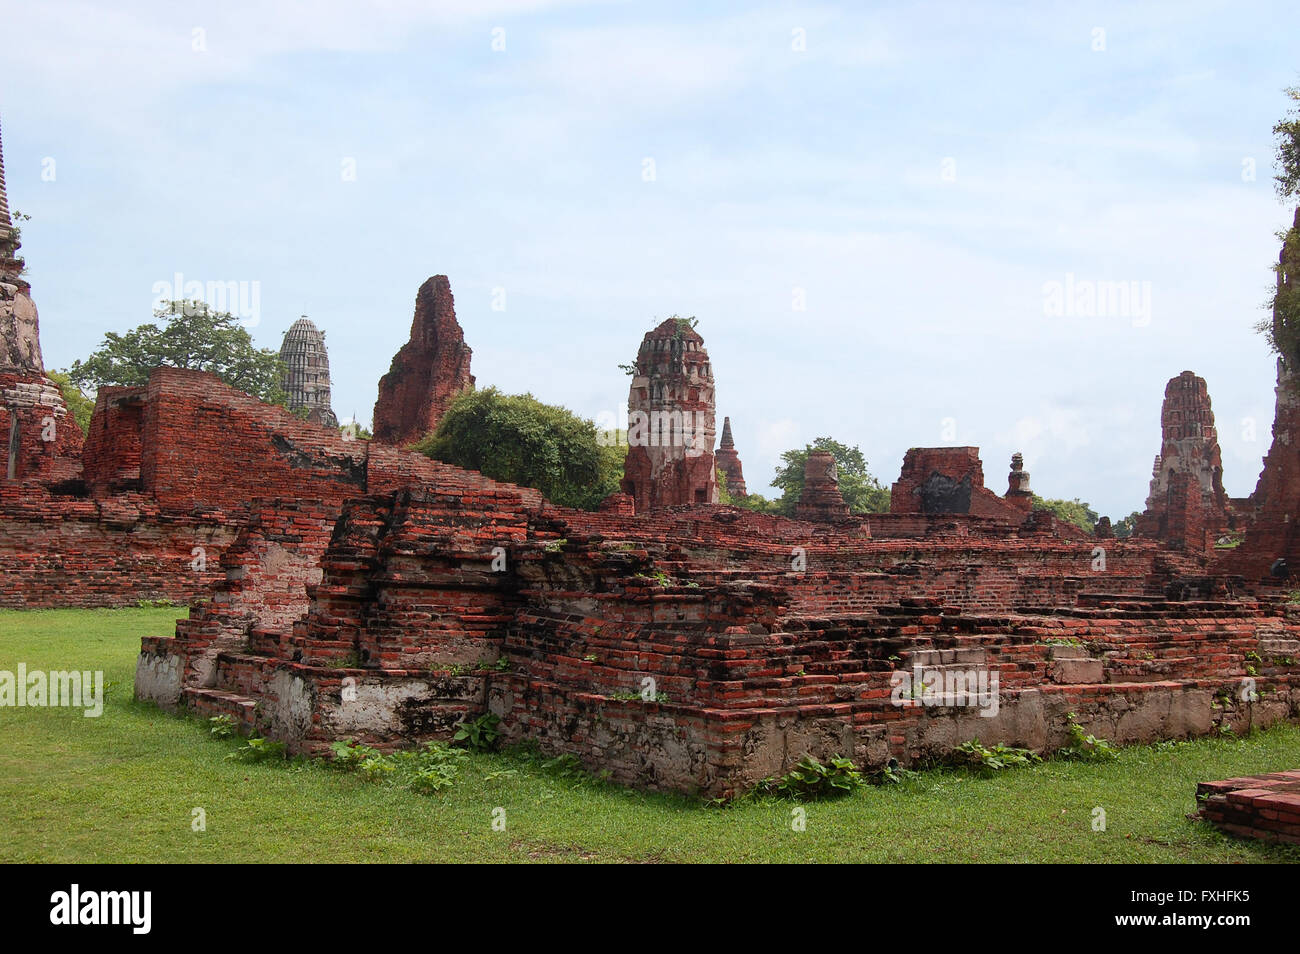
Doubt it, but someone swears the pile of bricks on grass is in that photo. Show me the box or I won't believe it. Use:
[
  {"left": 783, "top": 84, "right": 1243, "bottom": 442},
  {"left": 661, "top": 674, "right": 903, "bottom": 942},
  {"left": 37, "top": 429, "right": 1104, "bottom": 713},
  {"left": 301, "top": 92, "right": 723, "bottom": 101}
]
[{"left": 1196, "top": 770, "right": 1300, "bottom": 845}]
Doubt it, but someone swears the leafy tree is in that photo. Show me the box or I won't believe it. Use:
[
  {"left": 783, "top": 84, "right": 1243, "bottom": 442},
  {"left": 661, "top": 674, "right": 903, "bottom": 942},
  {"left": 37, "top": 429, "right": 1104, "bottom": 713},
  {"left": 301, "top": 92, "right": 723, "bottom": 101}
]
[
  {"left": 414, "top": 387, "right": 623, "bottom": 510},
  {"left": 1274, "top": 84, "right": 1300, "bottom": 201},
  {"left": 599, "top": 428, "right": 630, "bottom": 489},
  {"left": 1032, "top": 495, "right": 1098, "bottom": 532},
  {"left": 67, "top": 301, "right": 287, "bottom": 405},
  {"left": 717, "top": 466, "right": 786, "bottom": 513},
  {"left": 339, "top": 420, "right": 373, "bottom": 440},
  {"left": 1261, "top": 221, "right": 1300, "bottom": 364},
  {"left": 45, "top": 370, "right": 94, "bottom": 434},
  {"left": 766, "top": 437, "right": 891, "bottom": 516},
  {"left": 717, "top": 468, "right": 734, "bottom": 505},
  {"left": 1112, "top": 511, "right": 1141, "bottom": 539},
  {"left": 1260, "top": 86, "right": 1300, "bottom": 364}
]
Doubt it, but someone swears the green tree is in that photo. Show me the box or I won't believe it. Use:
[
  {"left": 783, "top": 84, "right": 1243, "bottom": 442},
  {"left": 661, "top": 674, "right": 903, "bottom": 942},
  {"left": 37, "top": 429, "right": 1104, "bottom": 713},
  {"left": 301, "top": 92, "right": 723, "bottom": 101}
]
[
  {"left": 1274, "top": 84, "right": 1300, "bottom": 201},
  {"left": 717, "top": 468, "right": 734, "bottom": 505},
  {"left": 45, "top": 370, "right": 94, "bottom": 434},
  {"left": 1032, "top": 495, "right": 1099, "bottom": 532},
  {"left": 414, "top": 387, "right": 624, "bottom": 510},
  {"left": 1260, "top": 86, "right": 1300, "bottom": 364},
  {"left": 767, "top": 437, "right": 891, "bottom": 516},
  {"left": 67, "top": 301, "right": 287, "bottom": 405},
  {"left": 1112, "top": 511, "right": 1141, "bottom": 539},
  {"left": 340, "top": 420, "right": 373, "bottom": 440},
  {"left": 717, "top": 466, "right": 788, "bottom": 514}
]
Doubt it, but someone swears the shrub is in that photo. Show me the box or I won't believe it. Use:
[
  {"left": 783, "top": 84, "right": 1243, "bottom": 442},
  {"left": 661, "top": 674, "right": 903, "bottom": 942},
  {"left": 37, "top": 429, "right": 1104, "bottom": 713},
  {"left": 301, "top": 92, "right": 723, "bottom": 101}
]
[
  {"left": 949, "top": 739, "right": 1041, "bottom": 776},
  {"left": 414, "top": 388, "right": 623, "bottom": 510},
  {"left": 453, "top": 712, "right": 501, "bottom": 752},
  {"left": 757, "top": 755, "right": 865, "bottom": 801},
  {"left": 1058, "top": 713, "right": 1120, "bottom": 762},
  {"left": 331, "top": 739, "right": 468, "bottom": 794},
  {"left": 225, "top": 736, "right": 286, "bottom": 763},
  {"left": 208, "top": 715, "right": 237, "bottom": 740}
]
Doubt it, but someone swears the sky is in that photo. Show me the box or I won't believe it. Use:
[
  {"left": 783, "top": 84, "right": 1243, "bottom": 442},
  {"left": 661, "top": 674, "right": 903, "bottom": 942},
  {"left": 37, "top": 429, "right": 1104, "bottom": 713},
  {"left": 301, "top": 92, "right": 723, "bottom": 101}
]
[{"left": 1, "top": 0, "right": 1297, "bottom": 517}]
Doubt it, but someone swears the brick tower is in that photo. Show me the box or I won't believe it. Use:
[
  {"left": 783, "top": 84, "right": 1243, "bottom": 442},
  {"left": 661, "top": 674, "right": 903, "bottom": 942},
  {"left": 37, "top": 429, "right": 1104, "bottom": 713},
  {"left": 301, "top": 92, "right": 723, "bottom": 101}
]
[
  {"left": 621, "top": 318, "right": 717, "bottom": 512},
  {"left": 372, "top": 275, "right": 474, "bottom": 445},
  {"left": 1137, "top": 371, "right": 1230, "bottom": 550},
  {"left": 715, "top": 416, "right": 747, "bottom": 497},
  {"left": 0, "top": 113, "right": 81, "bottom": 483}
]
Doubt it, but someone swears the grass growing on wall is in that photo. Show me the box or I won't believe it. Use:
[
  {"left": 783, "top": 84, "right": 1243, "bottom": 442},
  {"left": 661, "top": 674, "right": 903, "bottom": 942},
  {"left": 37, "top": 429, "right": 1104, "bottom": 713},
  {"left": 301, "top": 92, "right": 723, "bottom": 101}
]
[{"left": 1, "top": 607, "right": 1299, "bottom": 864}]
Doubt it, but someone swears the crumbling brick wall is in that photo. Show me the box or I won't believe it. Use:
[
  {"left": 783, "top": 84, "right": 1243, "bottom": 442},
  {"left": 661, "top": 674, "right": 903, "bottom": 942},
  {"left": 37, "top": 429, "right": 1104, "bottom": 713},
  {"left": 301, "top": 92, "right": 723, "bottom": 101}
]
[
  {"left": 0, "top": 486, "right": 233, "bottom": 608},
  {"left": 0, "top": 371, "right": 83, "bottom": 484},
  {"left": 135, "top": 465, "right": 1298, "bottom": 797},
  {"left": 890, "top": 447, "right": 1028, "bottom": 522},
  {"left": 2, "top": 366, "right": 539, "bottom": 609}
]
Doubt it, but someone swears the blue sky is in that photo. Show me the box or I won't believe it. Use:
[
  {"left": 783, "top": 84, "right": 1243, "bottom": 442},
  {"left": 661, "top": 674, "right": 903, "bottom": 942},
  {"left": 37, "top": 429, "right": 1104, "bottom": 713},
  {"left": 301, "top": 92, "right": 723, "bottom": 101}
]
[{"left": 2, "top": 0, "right": 1297, "bottom": 516}]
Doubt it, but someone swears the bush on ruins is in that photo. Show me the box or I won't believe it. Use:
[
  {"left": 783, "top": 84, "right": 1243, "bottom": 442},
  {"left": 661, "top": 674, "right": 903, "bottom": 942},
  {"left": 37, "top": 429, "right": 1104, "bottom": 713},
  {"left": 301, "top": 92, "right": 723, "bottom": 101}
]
[
  {"left": 66, "top": 300, "right": 289, "bottom": 406},
  {"left": 44, "top": 370, "right": 93, "bottom": 432},
  {"left": 414, "top": 387, "right": 625, "bottom": 510},
  {"left": 1031, "top": 495, "right": 1099, "bottom": 533},
  {"left": 1260, "top": 84, "right": 1300, "bottom": 364},
  {"left": 761, "top": 437, "right": 891, "bottom": 516}
]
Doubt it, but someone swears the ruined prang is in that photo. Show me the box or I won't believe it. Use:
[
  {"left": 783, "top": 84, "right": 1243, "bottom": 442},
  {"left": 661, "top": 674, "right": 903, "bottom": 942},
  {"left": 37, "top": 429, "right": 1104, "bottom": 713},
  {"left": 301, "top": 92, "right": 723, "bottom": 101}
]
[
  {"left": 715, "top": 416, "right": 747, "bottom": 497},
  {"left": 372, "top": 276, "right": 474, "bottom": 445},
  {"left": 1137, "top": 371, "right": 1230, "bottom": 551},
  {"left": 0, "top": 114, "right": 42, "bottom": 374},
  {"left": 279, "top": 317, "right": 338, "bottom": 428},
  {"left": 1217, "top": 208, "right": 1300, "bottom": 579},
  {"left": 620, "top": 318, "right": 717, "bottom": 512},
  {"left": 794, "top": 450, "right": 849, "bottom": 521},
  {"left": 1, "top": 113, "right": 80, "bottom": 482}
]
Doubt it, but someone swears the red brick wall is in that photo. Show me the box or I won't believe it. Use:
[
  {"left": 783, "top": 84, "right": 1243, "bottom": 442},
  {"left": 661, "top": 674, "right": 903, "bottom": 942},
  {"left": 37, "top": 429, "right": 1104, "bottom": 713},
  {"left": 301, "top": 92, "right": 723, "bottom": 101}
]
[
  {"left": 3, "top": 366, "right": 543, "bottom": 610},
  {"left": 137, "top": 367, "right": 369, "bottom": 511},
  {"left": 0, "top": 486, "right": 234, "bottom": 608},
  {"left": 890, "top": 447, "right": 1026, "bottom": 521},
  {"left": 80, "top": 386, "right": 144, "bottom": 493}
]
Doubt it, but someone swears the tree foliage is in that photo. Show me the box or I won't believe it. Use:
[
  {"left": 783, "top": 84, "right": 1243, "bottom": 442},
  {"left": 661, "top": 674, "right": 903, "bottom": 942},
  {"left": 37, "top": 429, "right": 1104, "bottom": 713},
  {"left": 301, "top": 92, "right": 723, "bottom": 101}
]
[
  {"left": 1261, "top": 221, "right": 1300, "bottom": 364},
  {"left": 740, "top": 436, "right": 890, "bottom": 516},
  {"left": 414, "top": 387, "right": 624, "bottom": 510},
  {"left": 1032, "top": 495, "right": 1099, "bottom": 532},
  {"left": 1274, "top": 84, "right": 1300, "bottom": 201},
  {"left": 1112, "top": 511, "right": 1141, "bottom": 540},
  {"left": 1260, "top": 86, "right": 1300, "bottom": 365},
  {"left": 45, "top": 370, "right": 94, "bottom": 434},
  {"left": 340, "top": 421, "right": 373, "bottom": 441},
  {"left": 67, "top": 301, "right": 287, "bottom": 405}
]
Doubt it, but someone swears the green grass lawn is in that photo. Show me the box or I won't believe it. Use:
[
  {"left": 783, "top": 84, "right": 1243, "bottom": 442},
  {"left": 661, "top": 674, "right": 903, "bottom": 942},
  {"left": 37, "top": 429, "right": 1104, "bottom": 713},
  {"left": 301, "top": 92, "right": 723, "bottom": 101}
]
[{"left": 2, "top": 606, "right": 1299, "bottom": 863}]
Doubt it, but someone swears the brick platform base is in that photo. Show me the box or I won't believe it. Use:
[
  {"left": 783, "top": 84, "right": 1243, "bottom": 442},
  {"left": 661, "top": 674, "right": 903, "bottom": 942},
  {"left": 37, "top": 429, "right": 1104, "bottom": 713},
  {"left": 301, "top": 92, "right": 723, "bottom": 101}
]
[{"left": 1196, "top": 771, "right": 1300, "bottom": 845}]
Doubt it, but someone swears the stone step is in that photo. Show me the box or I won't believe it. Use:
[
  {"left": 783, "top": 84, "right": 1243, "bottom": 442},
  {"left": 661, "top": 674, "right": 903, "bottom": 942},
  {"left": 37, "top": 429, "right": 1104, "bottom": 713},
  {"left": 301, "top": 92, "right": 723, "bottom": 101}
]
[
  {"left": 181, "top": 686, "right": 258, "bottom": 733},
  {"left": 910, "top": 647, "right": 987, "bottom": 667}
]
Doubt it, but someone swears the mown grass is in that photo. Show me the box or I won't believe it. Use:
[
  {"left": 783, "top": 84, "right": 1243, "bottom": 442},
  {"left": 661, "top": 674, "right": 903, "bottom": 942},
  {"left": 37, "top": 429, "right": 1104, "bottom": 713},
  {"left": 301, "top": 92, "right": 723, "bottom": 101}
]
[{"left": 1, "top": 607, "right": 1299, "bottom": 863}]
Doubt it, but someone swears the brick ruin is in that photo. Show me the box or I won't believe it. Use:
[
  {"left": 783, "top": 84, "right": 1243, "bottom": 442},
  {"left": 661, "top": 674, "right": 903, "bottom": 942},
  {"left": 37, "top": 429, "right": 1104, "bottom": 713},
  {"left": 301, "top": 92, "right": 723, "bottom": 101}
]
[
  {"left": 620, "top": 318, "right": 718, "bottom": 511},
  {"left": 130, "top": 253, "right": 1300, "bottom": 795},
  {"left": 1196, "top": 769, "right": 1300, "bottom": 845},
  {"left": 1, "top": 117, "right": 82, "bottom": 488},
  {"left": 890, "top": 446, "right": 1035, "bottom": 523},
  {"left": 371, "top": 275, "right": 474, "bottom": 446},
  {"left": 134, "top": 468, "right": 1300, "bottom": 797},
  {"left": 0, "top": 108, "right": 1297, "bottom": 797},
  {"left": 1136, "top": 371, "right": 1232, "bottom": 551},
  {"left": 794, "top": 450, "right": 850, "bottom": 522}
]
